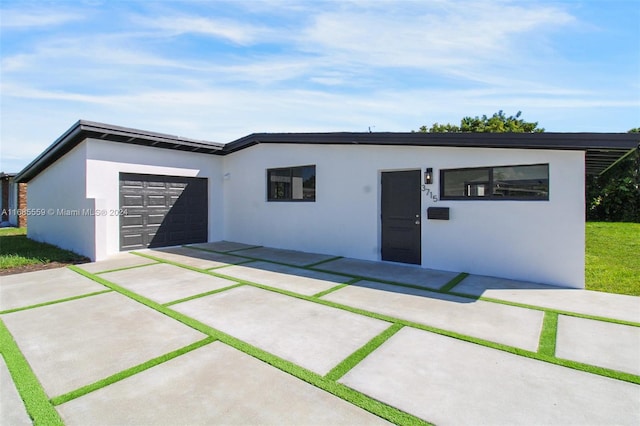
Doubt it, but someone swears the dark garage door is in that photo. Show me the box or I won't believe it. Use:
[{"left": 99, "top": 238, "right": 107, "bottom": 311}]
[{"left": 119, "top": 173, "right": 208, "bottom": 250}]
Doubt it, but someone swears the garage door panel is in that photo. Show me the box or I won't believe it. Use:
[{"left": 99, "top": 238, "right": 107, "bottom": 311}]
[
  {"left": 121, "top": 214, "right": 144, "bottom": 227},
  {"left": 147, "top": 195, "right": 168, "bottom": 206},
  {"left": 169, "top": 182, "right": 188, "bottom": 189},
  {"left": 121, "top": 180, "right": 144, "bottom": 189},
  {"left": 122, "top": 233, "right": 144, "bottom": 250},
  {"left": 119, "top": 173, "right": 208, "bottom": 251},
  {"left": 122, "top": 195, "right": 143, "bottom": 208},
  {"left": 147, "top": 214, "right": 166, "bottom": 225}
]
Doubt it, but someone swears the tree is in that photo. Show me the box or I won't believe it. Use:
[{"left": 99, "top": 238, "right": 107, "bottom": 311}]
[
  {"left": 586, "top": 128, "right": 640, "bottom": 222},
  {"left": 417, "top": 110, "right": 544, "bottom": 133}
]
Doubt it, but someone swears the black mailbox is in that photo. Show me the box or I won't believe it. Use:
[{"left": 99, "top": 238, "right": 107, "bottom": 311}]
[{"left": 427, "top": 207, "right": 450, "bottom": 220}]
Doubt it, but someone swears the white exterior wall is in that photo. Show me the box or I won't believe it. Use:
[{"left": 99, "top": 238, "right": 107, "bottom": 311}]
[
  {"left": 27, "top": 139, "right": 223, "bottom": 261},
  {"left": 223, "top": 144, "right": 585, "bottom": 288},
  {"left": 27, "top": 143, "right": 96, "bottom": 258},
  {"left": 85, "top": 139, "right": 224, "bottom": 261}
]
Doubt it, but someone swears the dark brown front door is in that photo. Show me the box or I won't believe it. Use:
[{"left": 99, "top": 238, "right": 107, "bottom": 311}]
[{"left": 381, "top": 170, "right": 421, "bottom": 264}]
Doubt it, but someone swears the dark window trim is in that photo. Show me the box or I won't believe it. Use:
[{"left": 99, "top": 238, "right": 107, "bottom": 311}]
[
  {"left": 267, "top": 164, "right": 316, "bottom": 202},
  {"left": 440, "top": 163, "right": 549, "bottom": 201}
]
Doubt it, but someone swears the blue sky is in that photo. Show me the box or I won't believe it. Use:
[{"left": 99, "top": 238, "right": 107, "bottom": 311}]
[{"left": 1, "top": 0, "right": 639, "bottom": 172}]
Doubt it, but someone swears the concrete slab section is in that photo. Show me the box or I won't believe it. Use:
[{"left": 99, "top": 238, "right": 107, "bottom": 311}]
[
  {"left": 232, "top": 246, "right": 337, "bottom": 266},
  {"left": 317, "top": 258, "right": 458, "bottom": 290},
  {"left": 220, "top": 261, "right": 348, "bottom": 296},
  {"left": 340, "top": 327, "right": 640, "bottom": 425},
  {"left": 0, "top": 268, "right": 106, "bottom": 311},
  {"left": 172, "top": 286, "right": 390, "bottom": 375},
  {"left": 1, "top": 292, "right": 205, "bottom": 397},
  {"left": 77, "top": 253, "right": 157, "bottom": 273},
  {"left": 144, "top": 246, "right": 247, "bottom": 269},
  {"left": 1, "top": 357, "right": 31, "bottom": 426},
  {"left": 453, "top": 274, "right": 640, "bottom": 323},
  {"left": 556, "top": 315, "right": 640, "bottom": 375},
  {"left": 101, "top": 263, "right": 237, "bottom": 304},
  {"left": 57, "top": 342, "right": 391, "bottom": 425},
  {"left": 322, "top": 281, "right": 544, "bottom": 351},
  {"left": 186, "top": 241, "right": 258, "bottom": 253}
]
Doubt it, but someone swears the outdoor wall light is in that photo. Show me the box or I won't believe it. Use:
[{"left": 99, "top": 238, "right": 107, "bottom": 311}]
[{"left": 424, "top": 168, "right": 433, "bottom": 185}]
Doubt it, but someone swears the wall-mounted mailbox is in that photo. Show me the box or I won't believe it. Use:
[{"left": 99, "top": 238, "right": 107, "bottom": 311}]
[{"left": 427, "top": 207, "right": 450, "bottom": 220}]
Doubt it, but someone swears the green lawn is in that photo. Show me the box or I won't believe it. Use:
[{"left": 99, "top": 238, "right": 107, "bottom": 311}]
[
  {"left": 0, "top": 228, "right": 87, "bottom": 270},
  {"left": 585, "top": 222, "right": 640, "bottom": 296}
]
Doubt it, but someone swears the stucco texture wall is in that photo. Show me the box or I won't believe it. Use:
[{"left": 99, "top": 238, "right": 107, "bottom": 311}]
[
  {"left": 85, "top": 139, "right": 224, "bottom": 260},
  {"left": 222, "top": 144, "right": 585, "bottom": 288},
  {"left": 27, "top": 143, "right": 96, "bottom": 258}
]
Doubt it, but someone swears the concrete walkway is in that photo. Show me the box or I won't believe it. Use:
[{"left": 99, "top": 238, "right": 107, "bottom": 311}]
[{"left": 1, "top": 242, "right": 639, "bottom": 425}]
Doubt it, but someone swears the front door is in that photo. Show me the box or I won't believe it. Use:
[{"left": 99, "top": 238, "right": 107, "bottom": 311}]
[{"left": 381, "top": 170, "right": 421, "bottom": 264}]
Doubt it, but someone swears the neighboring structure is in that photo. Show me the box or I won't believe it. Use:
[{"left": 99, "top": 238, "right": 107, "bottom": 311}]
[
  {"left": 14, "top": 120, "right": 639, "bottom": 288},
  {"left": 0, "top": 172, "right": 27, "bottom": 227}
]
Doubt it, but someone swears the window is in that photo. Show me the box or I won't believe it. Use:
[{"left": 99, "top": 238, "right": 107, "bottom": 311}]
[
  {"left": 440, "top": 164, "right": 549, "bottom": 200},
  {"left": 267, "top": 165, "right": 316, "bottom": 201}
]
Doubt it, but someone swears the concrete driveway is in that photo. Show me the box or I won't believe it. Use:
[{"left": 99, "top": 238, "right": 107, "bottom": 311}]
[{"left": 1, "top": 242, "right": 639, "bottom": 425}]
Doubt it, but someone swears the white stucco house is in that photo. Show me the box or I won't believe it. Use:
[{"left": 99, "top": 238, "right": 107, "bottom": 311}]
[{"left": 14, "top": 120, "right": 639, "bottom": 288}]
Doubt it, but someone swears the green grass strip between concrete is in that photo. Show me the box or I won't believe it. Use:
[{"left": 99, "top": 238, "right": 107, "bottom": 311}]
[
  {"left": 172, "top": 244, "right": 639, "bottom": 328},
  {"left": 129, "top": 252, "right": 640, "bottom": 385},
  {"left": 94, "top": 261, "right": 160, "bottom": 275},
  {"left": 223, "top": 245, "right": 263, "bottom": 253},
  {"left": 244, "top": 280, "right": 640, "bottom": 385},
  {"left": 184, "top": 245, "right": 315, "bottom": 269},
  {"left": 471, "top": 295, "right": 640, "bottom": 328},
  {"left": 311, "top": 278, "right": 361, "bottom": 298},
  {"left": 0, "top": 319, "right": 64, "bottom": 425},
  {"left": 205, "top": 259, "right": 256, "bottom": 270},
  {"left": 438, "top": 272, "right": 469, "bottom": 292},
  {"left": 50, "top": 337, "right": 216, "bottom": 406},
  {"left": 538, "top": 311, "right": 558, "bottom": 356},
  {"left": 164, "top": 284, "right": 245, "bottom": 306},
  {"left": 325, "top": 323, "right": 403, "bottom": 381},
  {"left": 0, "top": 290, "right": 113, "bottom": 315},
  {"left": 67, "top": 264, "right": 431, "bottom": 426},
  {"left": 304, "top": 256, "right": 344, "bottom": 268}
]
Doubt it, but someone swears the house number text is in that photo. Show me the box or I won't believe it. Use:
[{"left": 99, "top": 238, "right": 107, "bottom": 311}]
[{"left": 421, "top": 185, "right": 438, "bottom": 202}]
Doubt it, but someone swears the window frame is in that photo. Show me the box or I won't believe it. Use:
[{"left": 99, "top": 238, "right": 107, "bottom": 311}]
[
  {"left": 439, "top": 163, "right": 549, "bottom": 201},
  {"left": 266, "top": 164, "right": 316, "bottom": 202}
]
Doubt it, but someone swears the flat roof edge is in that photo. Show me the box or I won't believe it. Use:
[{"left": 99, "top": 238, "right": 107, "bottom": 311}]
[
  {"left": 15, "top": 122, "right": 640, "bottom": 182},
  {"left": 15, "top": 121, "right": 224, "bottom": 183}
]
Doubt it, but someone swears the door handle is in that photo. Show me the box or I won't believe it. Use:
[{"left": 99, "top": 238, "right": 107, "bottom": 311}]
[{"left": 415, "top": 220, "right": 421, "bottom": 225}]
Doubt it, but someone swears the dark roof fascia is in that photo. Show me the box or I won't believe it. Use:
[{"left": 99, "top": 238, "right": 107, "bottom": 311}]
[
  {"left": 15, "top": 120, "right": 224, "bottom": 183},
  {"left": 0, "top": 172, "right": 17, "bottom": 179},
  {"left": 16, "top": 124, "right": 640, "bottom": 182},
  {"left": 223, "top": 132, "right": 640, "bottom": 175},
  {"left": 224, "top": 131, "right": 639, "bottom": 151}
]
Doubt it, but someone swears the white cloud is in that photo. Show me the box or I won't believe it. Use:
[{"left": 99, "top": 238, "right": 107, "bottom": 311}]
[
  {"left": 134, "top": 15, "right": 270, "bottom": 45},
  {"left": 299, "top": 1, "right": 576, "bottom": 79},
  {"left": 0, "top": 9, "right": 83, "bottom": 29}
]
